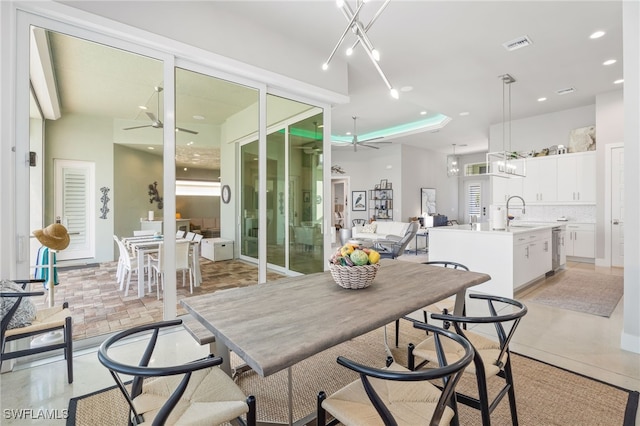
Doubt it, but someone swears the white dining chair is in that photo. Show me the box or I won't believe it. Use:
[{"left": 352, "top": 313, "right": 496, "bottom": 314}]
[
  {"left": 185, "top": 231, "right": 196, "bottom": 241},
  {"left": 175, "top": 230, "right": 185, "bottom": 239},
  {"left": 115, "top": 238, "right": 141, "bottom": 296},
  {"left": 150, "top": 240, "right": 193, "bottom": 299},
  {"left": 133, "top": 230, "right": 156, "bottom": 236}
]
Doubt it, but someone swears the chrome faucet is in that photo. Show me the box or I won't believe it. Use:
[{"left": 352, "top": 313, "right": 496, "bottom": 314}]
[{"left": 506, "top": 195, "right": 526, "bottom": 227}]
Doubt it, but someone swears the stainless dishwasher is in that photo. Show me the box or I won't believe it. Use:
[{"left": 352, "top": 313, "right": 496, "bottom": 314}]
[{"left": 551, "top": 226, "right": 566, "bottom": 272}]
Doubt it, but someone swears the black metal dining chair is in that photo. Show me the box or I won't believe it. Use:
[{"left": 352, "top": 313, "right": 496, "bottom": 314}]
[
  {"left": 318, "top": 321, "right": 474, "bottom": 426},
  {"left": 98, "top": 319, "right": 256, "bottom": 426},
  {"left": 1, "top": 279, "right": 73, "bottom": 384},
  {"left": 408, "top": 294, "right": 528, "bottom": 426}
]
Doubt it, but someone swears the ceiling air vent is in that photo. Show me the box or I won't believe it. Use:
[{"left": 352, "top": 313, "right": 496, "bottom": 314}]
[
  {"left": 556, "top": 87, "right": 576, "bottom": 95},
  {"left": 502, "top": 36, "right": 533, "bottom": 51}
]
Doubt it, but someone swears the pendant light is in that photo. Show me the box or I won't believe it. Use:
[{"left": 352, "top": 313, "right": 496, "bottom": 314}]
[
  {"left": 486, "top": 74, "right": 526, "bottom": 178},
  {"left": 447, "top": 144, "right": 460, "bottom": 177}
]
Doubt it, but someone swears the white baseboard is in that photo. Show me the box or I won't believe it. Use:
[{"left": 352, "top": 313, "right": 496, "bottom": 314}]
[{"left": 620, "top": 331, "right": 640, "bottom": 354}]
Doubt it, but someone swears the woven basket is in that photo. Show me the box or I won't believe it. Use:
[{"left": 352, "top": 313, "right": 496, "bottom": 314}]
[{"left": 328, "top": 262, "right": 380, "bottom": 289}]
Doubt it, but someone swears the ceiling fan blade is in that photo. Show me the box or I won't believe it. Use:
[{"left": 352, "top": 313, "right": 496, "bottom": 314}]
[
  {"left": 145, "top": 112, "right": 158, "bottom": 122},
  {"left": 176, "top": 127, "right": 199, "bottom": 135},
  {"left": 123, "top": 125, "right": 153, "bottom": 130},
  {"left": 360, "top": 136, "right": 384, "bottom": 142},
  {"left": 360, "top": 143, "right": 380, "bottom": 149}
]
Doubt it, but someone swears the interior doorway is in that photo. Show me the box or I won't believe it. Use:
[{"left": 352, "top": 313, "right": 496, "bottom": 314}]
[
  {"left": 331, "top": 177, "right": 349, "bottom": 244},
  {"left": 611, "top": 146, "right": 624, "bottom": 267}
]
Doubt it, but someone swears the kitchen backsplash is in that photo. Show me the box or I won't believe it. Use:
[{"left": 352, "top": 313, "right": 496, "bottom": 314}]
[{"left": 510, "top": 205, "right": 596, "bottom": 223}]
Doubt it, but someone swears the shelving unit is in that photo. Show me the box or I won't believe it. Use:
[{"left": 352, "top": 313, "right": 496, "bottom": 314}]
[{"left": 369, "top": 187, "right": 393, "bottom": 221}]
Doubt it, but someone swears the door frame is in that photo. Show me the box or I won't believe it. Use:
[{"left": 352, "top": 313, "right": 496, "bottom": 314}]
[{"left": 602, "top": 142, "right": 624, "bottom": 267}]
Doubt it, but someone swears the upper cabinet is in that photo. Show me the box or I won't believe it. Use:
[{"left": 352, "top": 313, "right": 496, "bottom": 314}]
[
  {"left": 492, "top": 159, "right": 523, "bottom": 203},
  {"left": 522, "top": 156, "right": 557, "bottom": 203},
  {"left": 556, "top": 152, "right": 596, "bottom": 203},
  {"left": 492, "top": 152, "right": 595, "bottom": 205}
]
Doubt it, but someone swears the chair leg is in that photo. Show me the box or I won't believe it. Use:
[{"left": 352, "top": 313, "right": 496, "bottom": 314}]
[
  {"left": 394, "top": 319, "right": 400, "bottom": 348},
  {"left": 64, "top": 316, "right": 73, "bottom": 384},
  {"left": 408, "top": 343, "right": 415, "bottom": 371},
  {"left": 317, "top": 391, "right": 327, "bottom": 425},
  {"left": 246, "top": 395, "right": 256, "bottom": 426},
  {"left": 504, "top": 356, "right": 519, "bottom": 425},
  {"left": 124, "top": 271, "right": 132, "bottom": 297}
]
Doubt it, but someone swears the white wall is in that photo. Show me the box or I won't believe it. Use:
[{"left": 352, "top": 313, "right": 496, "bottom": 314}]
[
  {"left": 489, "top": 104, "right": 595, "bottom": 154},
  {"left": 46, "top": 113, "right": 114, "bottom": 262},
  {"left": 331, "top": 144, "right": 402, "bottom": 223},
  {"left": 622, "top": 0, "right": 640, "bottom": 354},
  {"left": 595, "top": 90, "right": 624, "bottom": 260},
  {"left": 401, "top": 144, "right": 459, "bottom": 221}
]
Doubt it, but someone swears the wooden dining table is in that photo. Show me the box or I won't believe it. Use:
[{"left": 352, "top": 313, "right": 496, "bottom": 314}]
[{"left": 181, "top": 259, "right": 490, "bottom": 425}]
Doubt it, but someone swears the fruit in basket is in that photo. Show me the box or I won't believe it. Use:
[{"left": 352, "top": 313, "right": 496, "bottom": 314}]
[
  {"left": 350, "top": 249, "right": 369, "bottom": 266},
  {"left": 329, "top": 244, "right": 380, "bottom": 266}
]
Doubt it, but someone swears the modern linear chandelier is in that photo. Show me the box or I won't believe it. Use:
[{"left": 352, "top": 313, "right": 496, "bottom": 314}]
[{"left": 322, "top": 0, "right": 398, "bottom": 99}]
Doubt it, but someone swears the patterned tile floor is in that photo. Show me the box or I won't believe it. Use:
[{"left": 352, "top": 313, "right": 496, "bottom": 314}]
[{"left": 32, "top": 258, "right": 285, "bottom": 341}]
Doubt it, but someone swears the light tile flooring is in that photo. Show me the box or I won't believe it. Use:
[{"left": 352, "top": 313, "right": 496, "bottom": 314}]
[{"left": 1, "top": 256, "right": 639, "bottom": 425}]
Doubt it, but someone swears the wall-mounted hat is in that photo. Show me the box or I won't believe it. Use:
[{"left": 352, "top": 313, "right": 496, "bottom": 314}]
[{"left": 33, "top": 223, "right": 70, "bottom": 251}]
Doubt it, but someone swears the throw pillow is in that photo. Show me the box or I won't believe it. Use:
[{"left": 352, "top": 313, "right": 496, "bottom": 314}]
[
  {"left": 361, "top": 223, "right": 377, "bottom": 234},
  {"left": 0, "top": 280, "right": 37, "bottom": 329}
]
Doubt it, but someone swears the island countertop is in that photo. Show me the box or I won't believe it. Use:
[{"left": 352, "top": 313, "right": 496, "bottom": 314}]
[{"left": 431, "top": 222, "right": 565, "bottom": 235}]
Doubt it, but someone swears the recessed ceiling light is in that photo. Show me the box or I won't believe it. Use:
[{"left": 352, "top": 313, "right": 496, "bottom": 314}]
[
  {"left": 193, "top": 153, "right": 200, "bottom": 157},
  {"left": 147, "top": 146, "right": 154, "bottom": 150},
  {"left": 590, "top": 31, "right": 605, "bottom": 39},
  {"left": 459, "top": 111, "right": 470, "bottom": 116},
  {"left": 603, "top": 59, "right": 617, "bottom": 66},
  {"left": 193, "top": 115, "right": 205, "bottom": 120},
  {"left": 346, "top": 132, "right": 352, "bottom": 136},
  {"left": 187, "top": 141, "right": 194, "bottom": 145},
  {"left": 400, "top": 86, "right": 413, "bottom": 92},
  {"left": 538, "top": 97, "right": 547, "bottom": 102},
  {"left": 139, "top": 106, "right": 147, "bottom": 110},
  {"left": 318, "top": 124, "right": 324, "bottom": 128},
  {"left": 420, "top": 111, "right": 427, "bottom": 116},
  {"left": 614, "top": 79, "right": 624, "bottom": 85},
  {"left": 184, "top": 168, "right": 188, "bottom": 171}
]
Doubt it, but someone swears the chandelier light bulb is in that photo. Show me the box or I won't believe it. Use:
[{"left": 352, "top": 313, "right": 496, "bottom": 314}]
[
  {"left": 322, "top": 63, "right": 329, "bottom": 71},
  {"left": 372, "top": 49, "right": 380, "bottom": 61},
  {"left": 390, "top": 88, "right": 399, "bottom": 99},
  {"left": 346, "top": 47, "right": 353, "bottom": 56},
  {"left": 336, "top": 0, "right": 344, "bottom": 8}
]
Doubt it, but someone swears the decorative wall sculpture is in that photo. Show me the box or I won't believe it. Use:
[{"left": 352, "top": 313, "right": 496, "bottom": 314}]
[{"left": 99, "top": 187, "right": 110, "bottom": 219}]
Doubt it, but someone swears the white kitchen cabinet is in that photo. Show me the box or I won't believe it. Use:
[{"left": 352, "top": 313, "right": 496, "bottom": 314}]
[
  {"left": 557, "top": 152, "right": 596, "bottom": 203},
  {"left": 513, "top": 230, "right": 552, "bottom": 288},
  {"left": 522, "top": 156, "right": 557, "bottom": 203},
  {"left": 565, "top": 223, "right": 595, "bottom": 258},
  {"left": 491, "top": 159, "right": 524, "bottom": 203}
]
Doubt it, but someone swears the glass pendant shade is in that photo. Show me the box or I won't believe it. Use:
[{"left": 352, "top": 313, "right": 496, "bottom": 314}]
[{"left": 447, "top": 154, "right": 460, "bottom": 177}]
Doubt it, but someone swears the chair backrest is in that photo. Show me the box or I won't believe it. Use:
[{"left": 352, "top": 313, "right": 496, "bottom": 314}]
[
  {"left": 97, "top": 319, "right": 236, "bottom": 426},
  {"left": 176, "top": 230, "right": 185, "bottom": 239},
  {"left": 431, "top": 294, "right": 528, "bottom": 366},
  {"left": 422, "top": 261, "right": 469, "bottom": 271},
  {"left": 393, "top": 221, "right": 419, "bottom": 257},
  {"left": 157, "top": 241, "right": 191, "bottom": 272},
  {"left": 192, "top": 233, "right": 203, "bottom": 243},
  {"left": 185, "top": 231, "right": 196, "bottom": 241},
  {"left": 334, "top": 321, "right": 474, "bottom": 425},
  {"left": 133, "top": 230, "right": 155, "bottom": 236},
  {"left": 115, "top": 239, "right": 132, "bottom": 269}
]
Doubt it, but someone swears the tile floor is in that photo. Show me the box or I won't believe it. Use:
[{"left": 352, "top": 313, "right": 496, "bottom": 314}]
[{"left": 1, "top": 257, "right": 638, "bottom": 425}]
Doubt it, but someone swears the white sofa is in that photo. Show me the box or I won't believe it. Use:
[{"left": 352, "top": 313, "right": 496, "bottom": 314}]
[{"left": 351, "top": 221, "right": 411, "bottom": 242}]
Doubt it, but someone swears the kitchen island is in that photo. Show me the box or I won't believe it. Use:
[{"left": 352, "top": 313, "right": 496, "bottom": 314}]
[{"left": 429, "top": 222, "right": 564, "bottom": 298}]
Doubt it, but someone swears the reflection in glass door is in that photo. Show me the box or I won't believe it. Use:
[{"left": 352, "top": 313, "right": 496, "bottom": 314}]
[{"left": 240, "top": 98, "right": 325, "bottom": 275}]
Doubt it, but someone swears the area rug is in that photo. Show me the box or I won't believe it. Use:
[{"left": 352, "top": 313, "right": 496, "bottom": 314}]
[
  {"left": 67, "top": 323, "right": 637, "bottom": 426},
  {"left": 529, "top": 269, "right": 624, "bottom": 317}
]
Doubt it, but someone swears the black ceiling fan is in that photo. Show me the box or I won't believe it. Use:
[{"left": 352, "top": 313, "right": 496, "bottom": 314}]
[{"left": 123, "top": 87, "right": 199, "bottom": 135}]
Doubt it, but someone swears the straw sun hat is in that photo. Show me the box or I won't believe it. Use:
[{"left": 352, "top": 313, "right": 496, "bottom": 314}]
[{"left": 33, "top": 223, "right": 70, "bottom": 251}]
